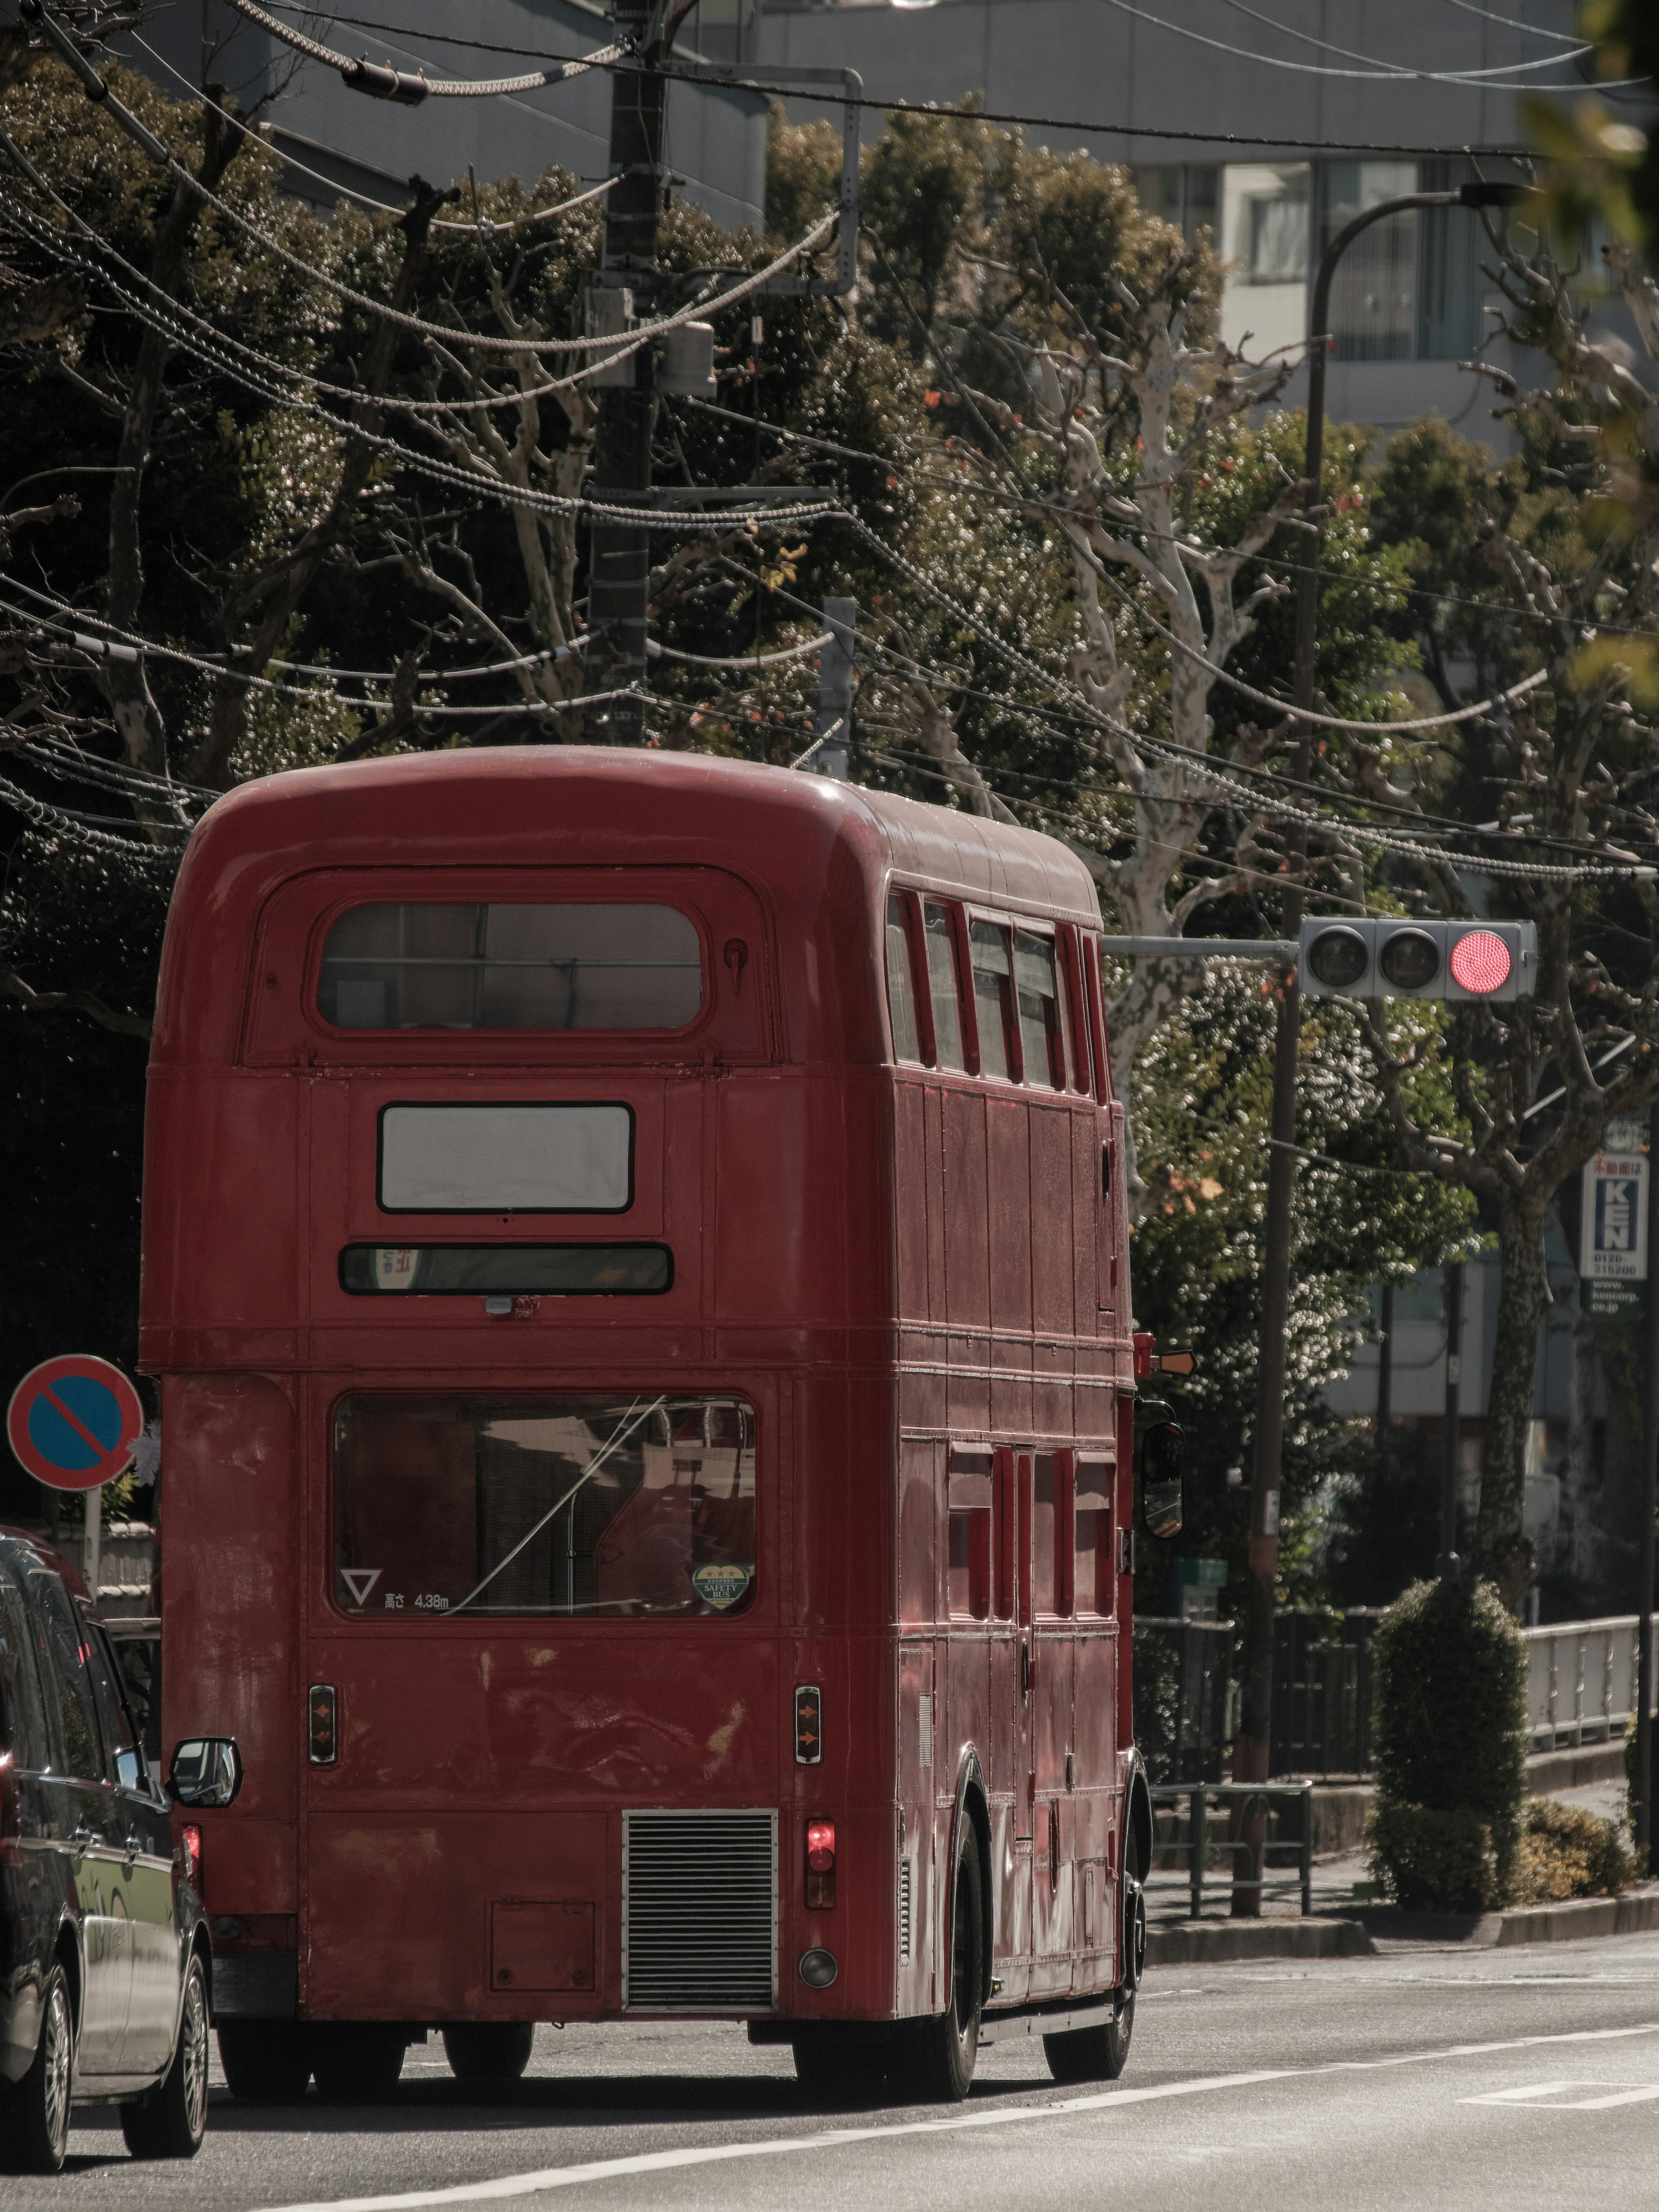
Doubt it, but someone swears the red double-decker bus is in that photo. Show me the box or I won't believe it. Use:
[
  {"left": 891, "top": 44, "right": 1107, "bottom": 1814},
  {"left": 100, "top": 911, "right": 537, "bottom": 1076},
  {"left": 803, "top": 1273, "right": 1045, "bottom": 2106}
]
[{"left": 142, "top": 750, "right": 1174, "bottom": 2104}]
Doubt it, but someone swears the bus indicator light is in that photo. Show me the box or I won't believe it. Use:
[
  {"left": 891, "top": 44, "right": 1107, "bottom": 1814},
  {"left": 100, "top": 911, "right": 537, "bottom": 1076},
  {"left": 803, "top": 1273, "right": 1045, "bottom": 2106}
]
[
  {"left": 308, "top": 1683, "right": 337, "bottom": 1766},
  {"left": 795, "top": 1684, "right": 823, "bottom": 1765},
  {"left": 178, "top": 1823, "right": 201, "bottom": 1894},
  {"left": 806, "top": 1819, "right": 836, "bottom": 1908}
]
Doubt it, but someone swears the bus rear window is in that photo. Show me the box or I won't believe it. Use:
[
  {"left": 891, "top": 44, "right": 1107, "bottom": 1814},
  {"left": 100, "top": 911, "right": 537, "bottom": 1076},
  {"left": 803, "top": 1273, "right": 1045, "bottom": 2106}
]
[
  {"left": 318, "top": 903, "right": 702, "bottom": 1031},
  {"left": 334, "top": 1393, "right": 755, "bottom": 1619}
]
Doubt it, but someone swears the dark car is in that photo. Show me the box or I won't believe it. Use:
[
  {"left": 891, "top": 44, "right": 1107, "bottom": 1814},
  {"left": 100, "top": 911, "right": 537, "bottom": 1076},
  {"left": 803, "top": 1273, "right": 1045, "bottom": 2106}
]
[{"left": 0, "top": 1529, "right": 237, "bottom": 2174}]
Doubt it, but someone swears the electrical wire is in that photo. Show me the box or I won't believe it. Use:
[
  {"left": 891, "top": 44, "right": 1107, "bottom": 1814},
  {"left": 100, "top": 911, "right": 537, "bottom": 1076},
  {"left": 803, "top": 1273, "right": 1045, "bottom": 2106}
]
[
  {"left": 1097, "top": 0, "right": 1633, "bottom": 89},
  {"left": 1216, "top": 0, "right": 1594, "bottom": 81},
  {"left": 0, "top": 185, "right": 838, "bottom": 534},
  {"left": 212, "top": 0, "right": 626, "bottom": 100},
  {"left": 235, "top": 1, "right": 1563, "bottom": 154},
  {"left": 130, "top": 30, "right": 618, "bottom": 235},
  {"left": 649, "top": 631, "right": 831, "bottom": 669},
  {"left": 1440, "top": 0, "right": 1584, "bottom": 46}
]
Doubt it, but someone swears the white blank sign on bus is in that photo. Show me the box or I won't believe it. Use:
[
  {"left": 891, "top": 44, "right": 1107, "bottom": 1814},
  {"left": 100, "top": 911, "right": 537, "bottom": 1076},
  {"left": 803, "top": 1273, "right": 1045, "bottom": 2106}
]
[{"left": 379, "top": 1103, "right": 632, "bottom": 1213}]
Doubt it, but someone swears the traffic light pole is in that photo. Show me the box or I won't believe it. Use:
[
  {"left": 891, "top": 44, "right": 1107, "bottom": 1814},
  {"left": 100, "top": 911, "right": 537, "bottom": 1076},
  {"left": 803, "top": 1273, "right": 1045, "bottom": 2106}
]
[
  {"left": 583, "top": 1, "right": 672, "bottom": 744},
  {"left": 1637, "top": 1097, "right": 1659, "bottom": 1872},
  {"left": 1230, "top": 181, "right": 1519, "bottom": 1911}
]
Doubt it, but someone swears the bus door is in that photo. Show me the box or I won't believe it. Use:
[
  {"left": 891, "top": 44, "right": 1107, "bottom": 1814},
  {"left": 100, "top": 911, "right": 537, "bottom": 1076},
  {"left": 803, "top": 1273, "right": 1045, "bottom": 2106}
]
[{"left": 1027, "top": 1452, "right": 1076, "bottom": 1999}]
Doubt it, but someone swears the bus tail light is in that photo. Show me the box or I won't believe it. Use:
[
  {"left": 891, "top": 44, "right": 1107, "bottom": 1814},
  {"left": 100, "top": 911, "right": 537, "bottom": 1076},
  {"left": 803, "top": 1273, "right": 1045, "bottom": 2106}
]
[
  {"left": 805, "top": 1818, "right": 836, "bottom": 1910},
  {"left": 308, "top": 1683, "right": 337, "bottom": 1765},
  {"left": 0, "top": 1754, "right": 20, "bottom": 1867},
  {"left": 794, "top": 1684, "right": 823, "bottom": 1765}
]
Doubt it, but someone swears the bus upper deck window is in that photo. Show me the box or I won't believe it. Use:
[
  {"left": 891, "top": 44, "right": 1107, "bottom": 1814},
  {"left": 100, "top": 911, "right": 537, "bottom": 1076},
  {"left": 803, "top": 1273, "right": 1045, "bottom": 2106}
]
[
  {"left": 317, "top": 903, "right": 702, "bottom": 1032},
  {"left": 885, "top": 895, "right": 924, "bottom": 1065},
  {"left": 922, "top": 903, "right": 966, "bottom": 1072},
  {"left": 968, "top": 922, "right": 1014, "bottom": 1083},
  {"left": 1014, "top": 931, "right": 1066, "bottom": 1089}
]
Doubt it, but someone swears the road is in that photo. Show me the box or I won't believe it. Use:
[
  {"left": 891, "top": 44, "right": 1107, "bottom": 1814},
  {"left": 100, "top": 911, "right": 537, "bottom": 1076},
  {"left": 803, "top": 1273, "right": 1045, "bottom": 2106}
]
[{"left": 20, "top": 1931, "right": 1659, "bottom": 2211}]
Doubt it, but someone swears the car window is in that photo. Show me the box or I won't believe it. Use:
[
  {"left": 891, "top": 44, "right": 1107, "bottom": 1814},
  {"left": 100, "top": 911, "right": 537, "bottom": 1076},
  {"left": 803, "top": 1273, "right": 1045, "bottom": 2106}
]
[
  {"left": 0, "top": 1579, "right": 51, "bottom": 1772},
  {"left": 85, "top": 1624, "right": 144, "bottom": 1793},
  {"left": 33, "top": 1575, "right": 106, "bottom": 1783}
]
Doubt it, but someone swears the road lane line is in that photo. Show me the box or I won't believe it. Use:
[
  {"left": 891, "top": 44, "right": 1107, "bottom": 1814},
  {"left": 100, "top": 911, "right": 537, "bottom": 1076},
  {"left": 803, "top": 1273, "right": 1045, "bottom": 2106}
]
[{"left": 256, "top": 2022, "right": 1659, "bottom": 2212}]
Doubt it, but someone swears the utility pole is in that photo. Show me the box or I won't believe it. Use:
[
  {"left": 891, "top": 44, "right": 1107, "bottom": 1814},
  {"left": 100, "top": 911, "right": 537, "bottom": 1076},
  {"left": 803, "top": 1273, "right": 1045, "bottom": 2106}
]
[
  {"left": 1376, "top": 1278, "right": 1394, "bottom": 1483},
  {"left": 1438, "top": 1261, "right": 1465, "bottom": 1578},
  {"left": 813, "top": 597, "right": 856, "bottom": 780},
  {"left": 1637, "top": 1100, "right": 1659, "bottom": 1872},
  {"left": 1230, "top": 178, "right": 1521, "bottom": 1913},
  {"left": 583, "top": 0, "right": 680, "bottom": 744}
]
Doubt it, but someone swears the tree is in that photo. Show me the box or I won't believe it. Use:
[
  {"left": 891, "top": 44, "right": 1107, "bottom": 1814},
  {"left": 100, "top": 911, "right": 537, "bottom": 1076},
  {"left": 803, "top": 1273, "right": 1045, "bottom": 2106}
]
[{"left": 1353, "top": 231, "right": 1659, "bottom": 1608}]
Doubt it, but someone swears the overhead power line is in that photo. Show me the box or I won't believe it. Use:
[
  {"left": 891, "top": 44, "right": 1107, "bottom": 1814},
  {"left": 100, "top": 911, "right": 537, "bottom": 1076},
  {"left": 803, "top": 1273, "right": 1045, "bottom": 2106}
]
[
  {"left": 236, "top": 0, "right": 1548, "bottom": 155},
  {"left": 1214, "top": 0, "right": 1595, "bottom": 82}
]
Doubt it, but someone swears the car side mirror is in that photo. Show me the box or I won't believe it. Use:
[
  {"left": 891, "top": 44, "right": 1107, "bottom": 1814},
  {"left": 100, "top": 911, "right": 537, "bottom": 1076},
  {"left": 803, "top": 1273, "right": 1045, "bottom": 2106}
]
[
  {"left": 167, "top": 1737, "right": 243, "bottom": 1809},
  {"left": 1140, "top": 1421, "right": 1185, "bottom": 1541}
]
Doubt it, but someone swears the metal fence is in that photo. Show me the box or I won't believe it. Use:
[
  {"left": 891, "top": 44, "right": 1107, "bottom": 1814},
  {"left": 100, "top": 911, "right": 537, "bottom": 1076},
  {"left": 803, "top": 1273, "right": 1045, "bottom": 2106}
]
[
  {"left": 1133, "top": 1610, "right": 1383, "bottom": 1782},
  {"left": 1147, "top": 1781, "right": 1315, "bottom": 1917},
  {"left": 1520, "top": 1615, "right": 1659, "bottom": 1753}
]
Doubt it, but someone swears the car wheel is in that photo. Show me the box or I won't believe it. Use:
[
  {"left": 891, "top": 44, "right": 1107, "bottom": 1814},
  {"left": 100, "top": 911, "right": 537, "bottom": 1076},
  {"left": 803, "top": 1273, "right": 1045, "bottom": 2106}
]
[
  {"left": 441, "top": 2023, "right": 535, "bottom": 2083},
  {"left": 888, "top": 1820, "right": 983, "bottom": 2103},
  {"left": 218, "top": 2019, "right": 314, "bottom": 2102},
  {"left": 0, "top": 1961, "right": 74, "bottom": 2174},
  {"left": 121, "top": 1951, "right": 210, "bottom": 2159},
  {"left": 310, "top": 2024, "right": 407, "bottom": 2105}
]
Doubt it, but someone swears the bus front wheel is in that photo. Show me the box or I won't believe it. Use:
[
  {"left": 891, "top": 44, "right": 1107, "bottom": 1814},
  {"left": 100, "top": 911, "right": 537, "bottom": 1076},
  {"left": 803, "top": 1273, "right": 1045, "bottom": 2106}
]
[
  {"left": 890, "top": 1822, "right": 983, "bottom": 2103},
  {"left": 442, "top": 2023, "right": 536, "bottom": 2082}
]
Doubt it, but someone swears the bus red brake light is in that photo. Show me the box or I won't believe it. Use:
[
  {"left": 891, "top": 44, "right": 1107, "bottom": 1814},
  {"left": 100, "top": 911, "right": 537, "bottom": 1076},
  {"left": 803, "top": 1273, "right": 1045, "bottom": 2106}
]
[
  {"left": 805, "top": 1819, "right": 836, "bottom": 1909},
  {"left": 1448, "top": 929, "right": 1512, "bottom": 995}
]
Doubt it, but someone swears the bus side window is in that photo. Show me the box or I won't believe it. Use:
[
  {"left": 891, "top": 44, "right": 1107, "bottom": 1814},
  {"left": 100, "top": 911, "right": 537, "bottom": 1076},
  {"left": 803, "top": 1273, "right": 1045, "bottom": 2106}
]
[
  {"left": 1083, "top": 936, "right": 1112, "bottom": 1104},
  {"left": 922, "top": 903, "right": 968, "bottom": 1072},
  {"left": 1073, "top": 1456, "right": 1114, "bottom": 1615},
  {"left": 1014, "top": 931, "right": 1066, "bottom": 1090},
  {"left": 969, "top": 922, "right": 1017, "bottom": 1084},
  {"left": 947, "top": 1450, "right": 993, "bottom": 1620},
  {"left": 1058, "top": 926, "right": 1093, "bottom": 1095},
  {"left": 885, "top": 894, "right": 926, "bottom": 1065}
]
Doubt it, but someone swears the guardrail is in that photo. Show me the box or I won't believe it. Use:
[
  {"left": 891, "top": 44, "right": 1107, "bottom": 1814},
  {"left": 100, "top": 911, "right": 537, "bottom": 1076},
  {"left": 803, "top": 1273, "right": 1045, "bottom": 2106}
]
[
  {"left": 1521, "top": 1615, "right": 1659, "bottom": 1752},
  {"left": 1148, "top": 1780, "right": 1315, "bottom": 1917}
]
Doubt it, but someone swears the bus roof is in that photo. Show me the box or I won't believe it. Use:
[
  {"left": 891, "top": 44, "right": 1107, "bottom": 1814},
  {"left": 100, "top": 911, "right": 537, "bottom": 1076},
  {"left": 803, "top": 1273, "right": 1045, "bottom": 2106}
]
[{"left": 153, "top": 750, "right": 1102, "bottom": 1061}]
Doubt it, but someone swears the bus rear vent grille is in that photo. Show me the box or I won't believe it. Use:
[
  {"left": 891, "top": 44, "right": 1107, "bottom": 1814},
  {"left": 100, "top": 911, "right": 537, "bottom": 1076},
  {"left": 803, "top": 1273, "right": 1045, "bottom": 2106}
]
[
  {"left": 623, "top": 1810, "right": 777, "bottom": 2012},
  {"left": 899, "top": 1857, "right": 913, "bottom": 1963}
]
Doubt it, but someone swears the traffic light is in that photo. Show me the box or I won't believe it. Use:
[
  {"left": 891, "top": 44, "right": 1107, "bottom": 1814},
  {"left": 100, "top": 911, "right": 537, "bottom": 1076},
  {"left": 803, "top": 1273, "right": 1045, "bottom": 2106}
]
[{"left": 1300, "top": 918, "right": 1536, "bottom": 1002}]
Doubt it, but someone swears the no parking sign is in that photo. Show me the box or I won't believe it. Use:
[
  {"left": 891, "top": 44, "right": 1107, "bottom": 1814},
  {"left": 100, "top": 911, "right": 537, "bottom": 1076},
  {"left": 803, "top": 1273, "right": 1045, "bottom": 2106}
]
[{"left": 6, "top": 1354, "right": 144, "bottom": 1491}]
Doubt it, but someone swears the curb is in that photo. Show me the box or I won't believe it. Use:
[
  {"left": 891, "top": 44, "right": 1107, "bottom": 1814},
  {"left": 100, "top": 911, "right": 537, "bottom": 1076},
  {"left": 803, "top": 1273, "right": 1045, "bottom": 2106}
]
[
  {"left": 1343, "top": 1881, "right": 1659, "bottom": 1951},
  {"left": 1524, "top": 1742, "right": 1628, "bottom": 1792},
  {"left": 1146, "top": 1919, "right": 1373, "bottom": 1964}
]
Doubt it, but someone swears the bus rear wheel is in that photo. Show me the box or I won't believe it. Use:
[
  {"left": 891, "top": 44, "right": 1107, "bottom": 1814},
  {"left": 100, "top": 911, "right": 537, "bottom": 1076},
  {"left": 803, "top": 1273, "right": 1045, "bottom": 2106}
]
[
  {"left": 442, "top": 2023, "right": 536, "bottom": 2083},
  {"left": 218, "top": 2020, "right": 314, "bottom": 2102},
  {"left": 890, "top": 1821, "right": 983, "bottom": 2104},
  {"left": 310, "top": 2024, "right": 407, "bottom": 2105},
  {"left": 1043, "top": 1854, "right": 1144, "bottom": 2085}
]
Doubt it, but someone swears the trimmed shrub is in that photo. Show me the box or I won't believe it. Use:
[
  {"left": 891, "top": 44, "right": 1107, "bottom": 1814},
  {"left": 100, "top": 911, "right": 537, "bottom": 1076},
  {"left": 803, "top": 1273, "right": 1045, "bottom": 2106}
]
[
  {"left": 1365, "top": 1803, "right": 1500, "bottom": 1913},
  {"left": 1367, "top": 1576, "right": 1527, "bottom": 1908},
  {"left": 1513, "top": 1797, "right": 1636, "bottom": 1903}
]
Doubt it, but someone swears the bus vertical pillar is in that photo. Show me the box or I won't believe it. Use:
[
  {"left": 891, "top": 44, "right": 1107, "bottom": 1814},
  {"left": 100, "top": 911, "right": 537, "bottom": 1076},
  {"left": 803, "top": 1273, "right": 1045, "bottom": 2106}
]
[
  {"left": 584, "top": 2, "right": 666, "bottom": 745},
  {"left": 812, "top": 597, "right": 856, "bottom": 779}
]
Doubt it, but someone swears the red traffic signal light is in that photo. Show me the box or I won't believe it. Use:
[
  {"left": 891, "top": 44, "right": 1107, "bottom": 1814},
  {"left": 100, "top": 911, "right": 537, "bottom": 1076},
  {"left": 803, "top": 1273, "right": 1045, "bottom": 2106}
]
[{"left": 1300, "top": 919, "right": 1534, "bottom": 1001}]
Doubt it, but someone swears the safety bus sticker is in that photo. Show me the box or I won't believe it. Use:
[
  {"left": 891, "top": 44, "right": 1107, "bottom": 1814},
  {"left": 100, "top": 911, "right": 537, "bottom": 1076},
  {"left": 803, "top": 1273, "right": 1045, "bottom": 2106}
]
[{"left": 692, "top": 1563, "right": 752, "bottom": 1611}]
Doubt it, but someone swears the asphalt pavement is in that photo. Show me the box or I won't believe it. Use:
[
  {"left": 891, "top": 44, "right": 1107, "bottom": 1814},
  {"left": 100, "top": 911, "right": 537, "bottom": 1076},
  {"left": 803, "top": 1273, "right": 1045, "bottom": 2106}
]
[{"left": 19, "top": 1930, "right": 1659, "bottom": 2212}]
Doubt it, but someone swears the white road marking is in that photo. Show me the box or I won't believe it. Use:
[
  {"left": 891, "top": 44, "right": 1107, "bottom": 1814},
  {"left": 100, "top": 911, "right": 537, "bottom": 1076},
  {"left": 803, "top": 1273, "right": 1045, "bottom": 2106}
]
[
  {"left": 257, "top": 2024, "right": 1659, "bottom": 2212},
  {"left": 1463, "top": 2079, "right": 1659, "bottom": 2110}
]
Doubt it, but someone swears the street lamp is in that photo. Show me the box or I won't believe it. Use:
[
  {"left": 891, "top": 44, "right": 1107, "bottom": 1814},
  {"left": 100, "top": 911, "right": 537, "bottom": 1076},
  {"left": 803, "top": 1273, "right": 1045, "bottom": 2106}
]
[{"left": 1230, "top": 179, "right": 1525, "bottom": 1907}]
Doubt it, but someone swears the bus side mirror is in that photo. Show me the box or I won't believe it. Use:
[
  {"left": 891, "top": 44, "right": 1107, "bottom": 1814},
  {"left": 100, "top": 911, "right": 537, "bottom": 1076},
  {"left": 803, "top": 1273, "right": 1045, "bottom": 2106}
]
[
  {"left": 168, "top": 1737, "right": 243, "bottom": 1810},
  {"left": 1139, "top": 1422, "right": 1184, "bottom": 1541}
]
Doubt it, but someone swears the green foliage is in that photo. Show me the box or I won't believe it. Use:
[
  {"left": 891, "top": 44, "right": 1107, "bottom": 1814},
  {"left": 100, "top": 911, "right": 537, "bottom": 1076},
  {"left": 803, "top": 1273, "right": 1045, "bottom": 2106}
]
[
  {"left": 1365, "top": 1803, "right": 1502, "bottom": 1914},
  {"left": 1513, "top": 1796, "right": 1635, "bottom": 1903},
  {"left": 1127, "top": 970, "right": 1475, "bottom": 1606},
  {"left": 1368, "top": 1577, "right": 1527, "bottom": 1904}
]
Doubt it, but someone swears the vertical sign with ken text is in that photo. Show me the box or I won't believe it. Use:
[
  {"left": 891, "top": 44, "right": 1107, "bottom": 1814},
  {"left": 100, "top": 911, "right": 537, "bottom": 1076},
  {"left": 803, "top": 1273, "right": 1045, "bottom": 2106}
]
[{"left": 1580, "top": 1116, "right": 1649, "bottom": 1318}]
